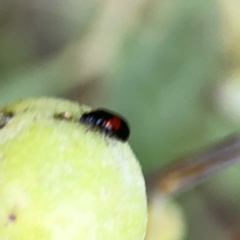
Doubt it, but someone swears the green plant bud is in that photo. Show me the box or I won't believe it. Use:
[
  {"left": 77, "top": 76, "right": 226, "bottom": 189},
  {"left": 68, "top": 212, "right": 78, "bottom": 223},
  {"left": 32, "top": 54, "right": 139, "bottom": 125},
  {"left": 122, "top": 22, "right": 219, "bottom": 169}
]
[
  {"left": 146, "top": 198, "right": 185, "bottom": 240},
  {"left": 0, "top": 97, "right": 147, "bottom": 240}
]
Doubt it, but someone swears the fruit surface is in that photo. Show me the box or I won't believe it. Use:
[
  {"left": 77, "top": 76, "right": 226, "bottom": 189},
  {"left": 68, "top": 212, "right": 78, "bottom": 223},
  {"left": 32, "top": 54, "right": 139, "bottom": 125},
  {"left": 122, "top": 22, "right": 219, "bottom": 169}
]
[{"left": 0, "top": 97, "right": 147, "bottom": 240}]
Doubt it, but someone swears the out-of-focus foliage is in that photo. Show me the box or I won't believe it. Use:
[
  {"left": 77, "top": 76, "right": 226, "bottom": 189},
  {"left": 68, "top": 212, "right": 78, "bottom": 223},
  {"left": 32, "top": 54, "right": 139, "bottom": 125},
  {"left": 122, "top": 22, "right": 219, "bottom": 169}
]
[{"left": 1, "top": 0, "right": 240, "bottom": 239}]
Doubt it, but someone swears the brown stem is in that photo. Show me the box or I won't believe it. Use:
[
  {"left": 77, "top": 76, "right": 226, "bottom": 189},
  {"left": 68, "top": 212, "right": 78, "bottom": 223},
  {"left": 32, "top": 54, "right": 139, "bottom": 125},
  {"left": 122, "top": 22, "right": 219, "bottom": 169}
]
[{"left": 145, "top": 133, "right": 240, "bottom": 197}]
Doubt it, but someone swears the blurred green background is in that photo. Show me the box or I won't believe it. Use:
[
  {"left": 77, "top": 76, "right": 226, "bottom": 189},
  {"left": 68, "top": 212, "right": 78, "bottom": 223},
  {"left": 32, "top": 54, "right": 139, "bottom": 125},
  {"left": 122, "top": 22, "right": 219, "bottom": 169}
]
[{"left": 1, "top": 0, "right": 240, "bottom": 239}]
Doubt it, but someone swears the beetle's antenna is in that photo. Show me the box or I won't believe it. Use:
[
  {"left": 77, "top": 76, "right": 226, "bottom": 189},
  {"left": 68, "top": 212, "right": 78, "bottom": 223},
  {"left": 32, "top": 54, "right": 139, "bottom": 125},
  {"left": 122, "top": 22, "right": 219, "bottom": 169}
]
[{"left": 145, "top": 133, "right": 240, "bottom": 197}]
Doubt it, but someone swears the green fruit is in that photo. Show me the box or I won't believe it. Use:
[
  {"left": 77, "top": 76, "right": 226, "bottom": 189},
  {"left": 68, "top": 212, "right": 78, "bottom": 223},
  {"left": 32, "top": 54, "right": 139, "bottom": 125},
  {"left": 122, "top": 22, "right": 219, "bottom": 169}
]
[
  {"left": 0, "top": 97, "right": 147, "bottom": 240},
  {"left": 146, "top": 198, "right": 185, "bottom": 240}
]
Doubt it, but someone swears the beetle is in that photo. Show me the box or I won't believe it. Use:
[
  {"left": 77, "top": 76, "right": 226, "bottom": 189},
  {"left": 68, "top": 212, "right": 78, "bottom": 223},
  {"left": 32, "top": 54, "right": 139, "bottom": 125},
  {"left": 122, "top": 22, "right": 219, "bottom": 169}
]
[{"left": 80, "top": 109, "right": 130, "bottom": 142}]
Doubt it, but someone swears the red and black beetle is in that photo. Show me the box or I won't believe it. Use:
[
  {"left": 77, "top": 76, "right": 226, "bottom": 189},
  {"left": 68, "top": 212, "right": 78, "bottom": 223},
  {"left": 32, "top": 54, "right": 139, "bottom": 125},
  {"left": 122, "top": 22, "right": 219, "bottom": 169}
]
[{"left": 80, "top": 109, "right": 130, "bottom": 142}]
